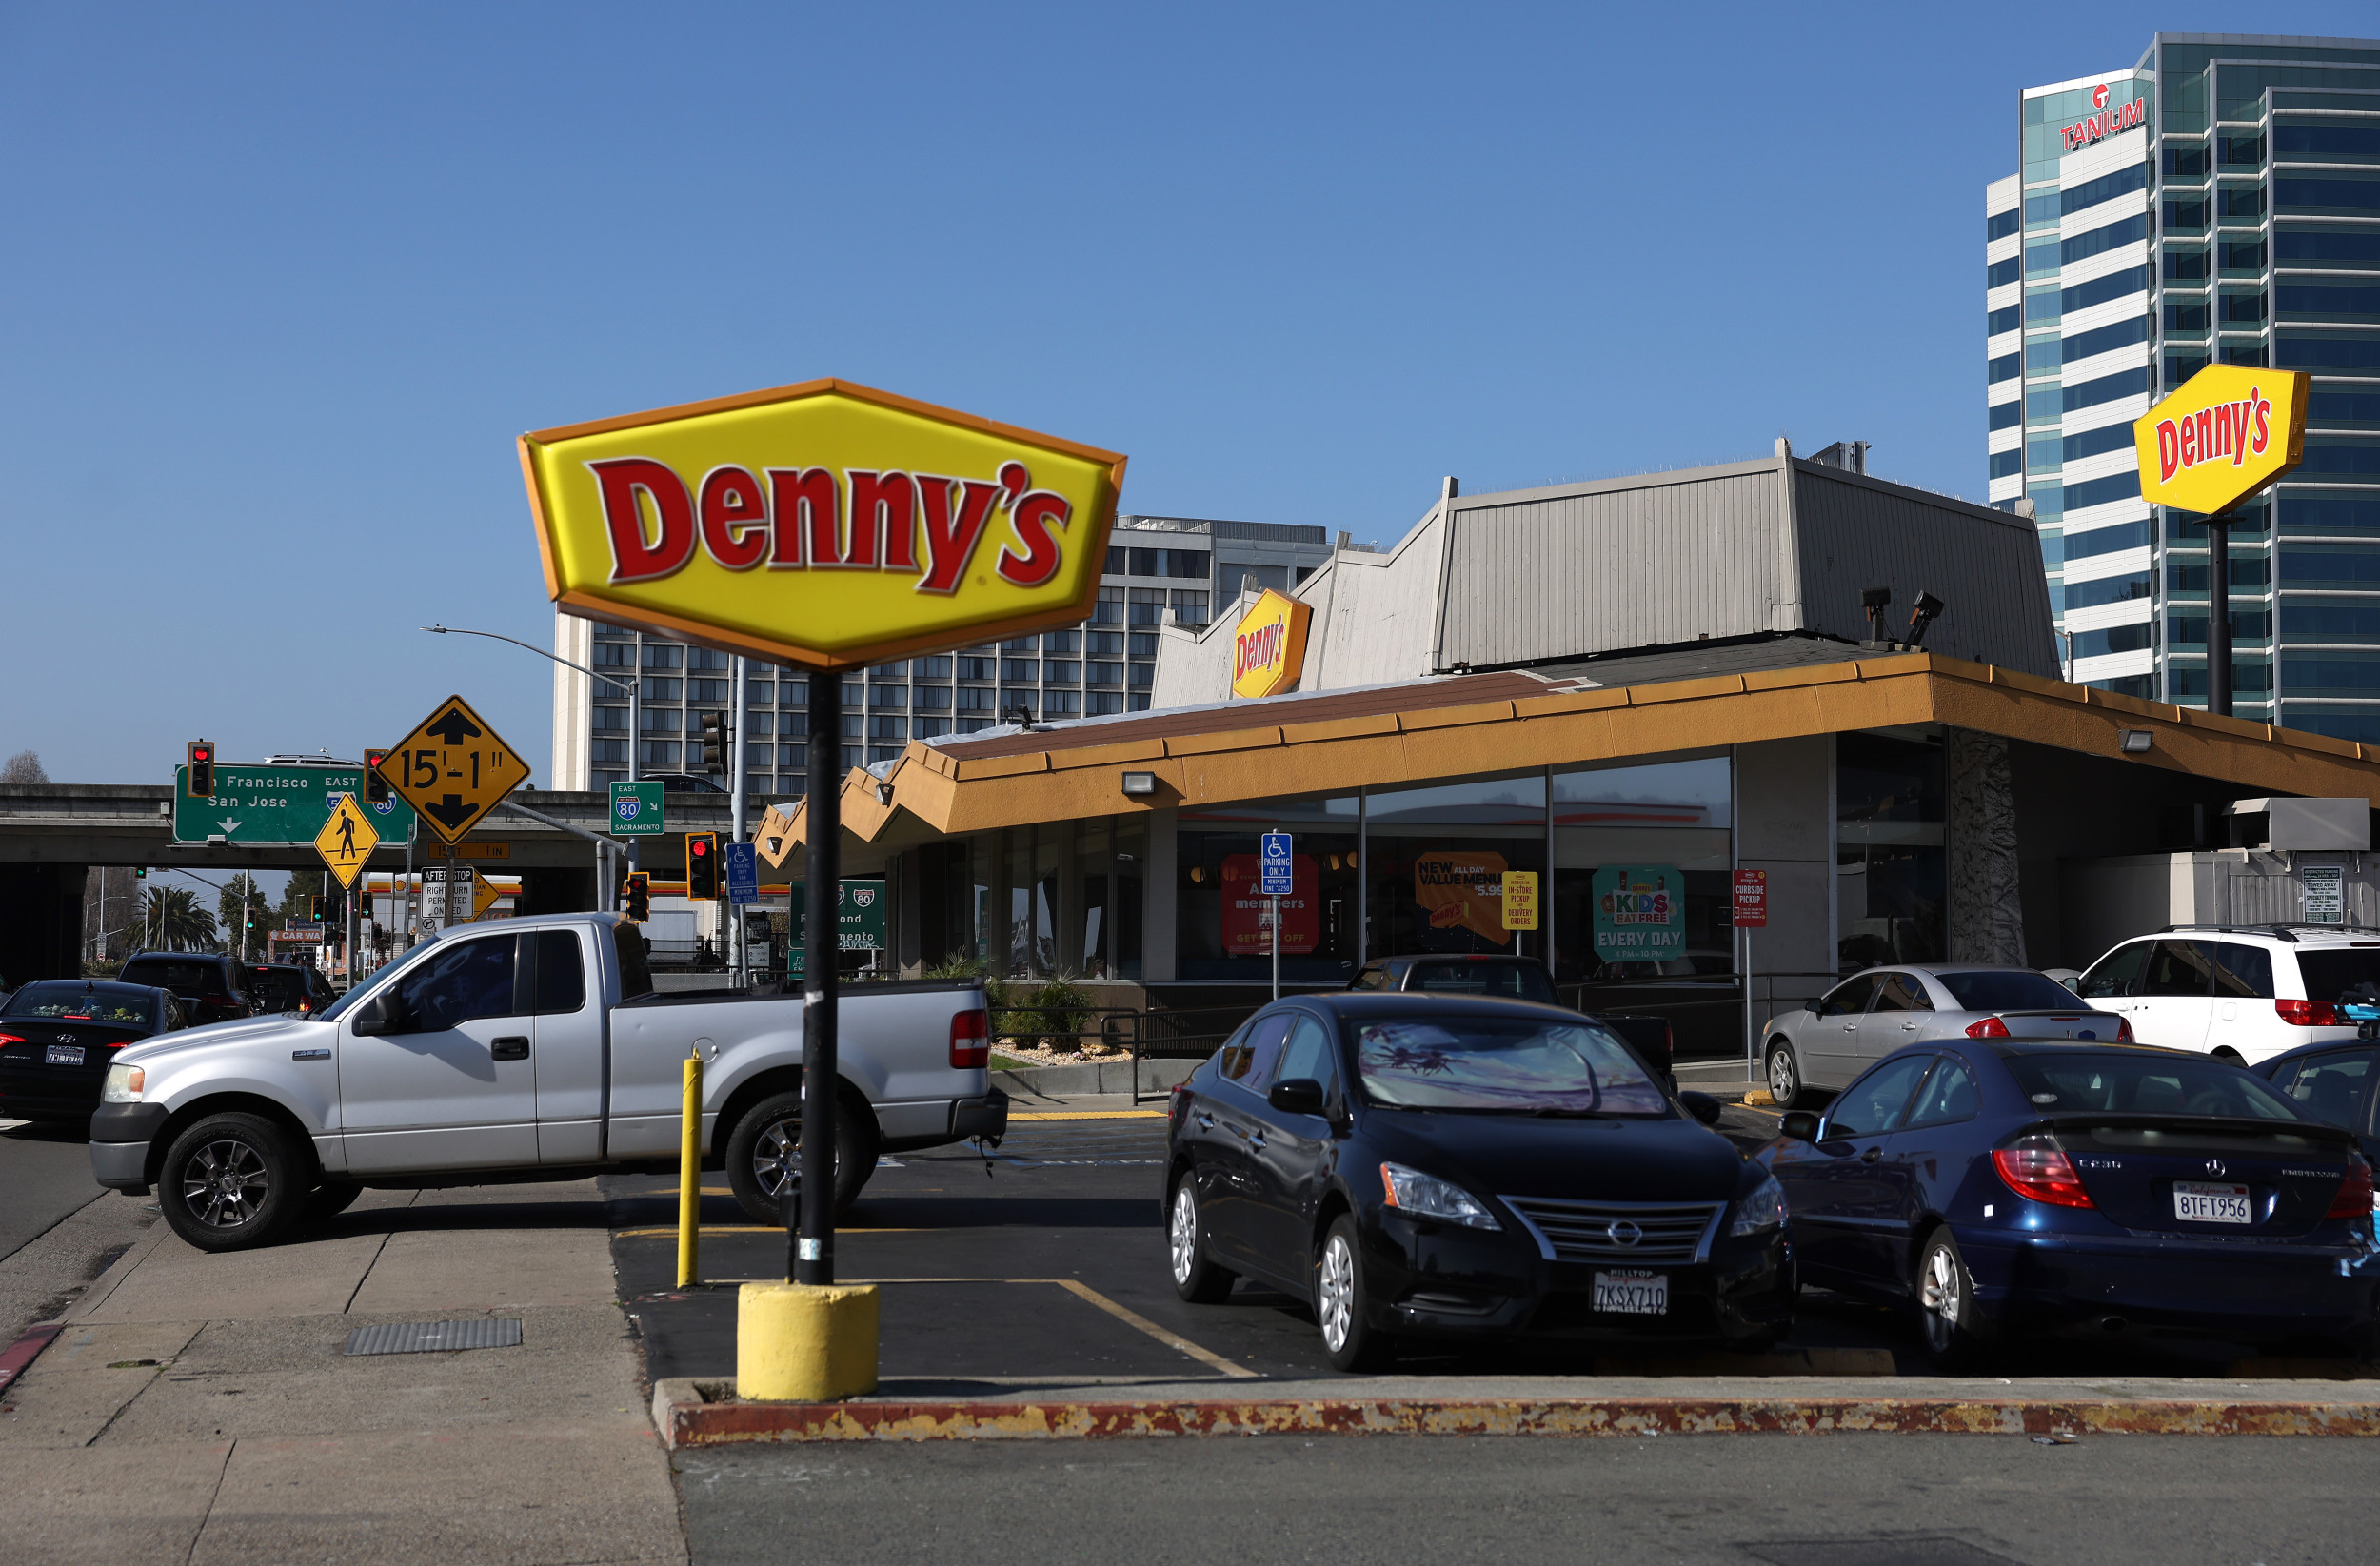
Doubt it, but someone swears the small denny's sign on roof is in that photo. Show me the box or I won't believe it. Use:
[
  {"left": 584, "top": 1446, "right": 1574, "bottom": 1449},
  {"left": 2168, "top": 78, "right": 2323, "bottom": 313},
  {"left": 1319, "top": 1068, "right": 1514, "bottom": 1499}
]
[
  {"left": 520, "top": 380, "right": 1126, "bottom": 669},
  {"left": 2133, "top": 364, "right": 2309, "bottom": 520},
  {"left": 1230, "top": 588, "right": 1313, "bottom": 700}
]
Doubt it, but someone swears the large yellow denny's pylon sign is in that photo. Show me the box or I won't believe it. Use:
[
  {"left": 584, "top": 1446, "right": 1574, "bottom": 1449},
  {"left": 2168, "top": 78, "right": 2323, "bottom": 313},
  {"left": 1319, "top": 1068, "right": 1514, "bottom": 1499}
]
[
  {"left": 521, "top": 379, "right": 1126, "bottom": 669},
  {"left": 2132, "top": 364, "right": 2309, "bottom": 520}
]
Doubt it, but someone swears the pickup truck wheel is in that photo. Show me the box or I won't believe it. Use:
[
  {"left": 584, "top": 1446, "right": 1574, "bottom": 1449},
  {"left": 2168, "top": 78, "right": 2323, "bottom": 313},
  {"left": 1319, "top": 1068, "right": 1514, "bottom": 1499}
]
[
  {"left": 725, "top": 1092, "right": 877, "bottom": 1225},
  {"left": 158, "top": 1112, "right": 303, "bottom": 1252}
]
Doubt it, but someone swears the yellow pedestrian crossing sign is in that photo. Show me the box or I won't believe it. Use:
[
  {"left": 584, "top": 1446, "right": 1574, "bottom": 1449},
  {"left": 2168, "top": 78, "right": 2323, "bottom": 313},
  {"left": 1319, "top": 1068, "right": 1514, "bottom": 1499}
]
[{"left": 314, "top": 793, "right": 380, "bottom": 889}]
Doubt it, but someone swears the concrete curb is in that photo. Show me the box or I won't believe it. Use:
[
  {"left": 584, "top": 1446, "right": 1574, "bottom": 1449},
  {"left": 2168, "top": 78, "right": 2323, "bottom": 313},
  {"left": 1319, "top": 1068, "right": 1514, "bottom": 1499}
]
[
  {"left": 649, "top": 1378, "right": 2380, "bottom": 1445},
  {"left": 0, "top": 1321, "right": 63, "bottom": 1395},
  {"left": 61, "top": 1210, "right": 176, "bottom": 1323},
  {"left": 992, "top": 1059, "right": 1197, "bottom": 1100}
]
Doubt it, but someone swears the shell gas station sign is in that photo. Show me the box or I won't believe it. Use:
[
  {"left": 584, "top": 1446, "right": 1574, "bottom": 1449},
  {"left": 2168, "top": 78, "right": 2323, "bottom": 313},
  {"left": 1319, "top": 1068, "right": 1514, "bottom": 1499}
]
[
  {"left": 520, "top": 379, "right": 1127, "bottom": 669},
  {"left": 2133, "top": 364, "right": 2309, "bottom": 519},
  {"left": 1230, "top": 587, "right": 1313, "bottom": 699}
]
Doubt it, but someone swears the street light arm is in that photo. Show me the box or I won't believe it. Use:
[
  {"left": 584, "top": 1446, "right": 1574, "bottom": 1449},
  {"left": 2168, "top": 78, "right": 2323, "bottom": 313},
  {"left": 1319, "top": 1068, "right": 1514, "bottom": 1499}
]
[{"left": 422, "top": 624, "right": 637, "bottom": 696}]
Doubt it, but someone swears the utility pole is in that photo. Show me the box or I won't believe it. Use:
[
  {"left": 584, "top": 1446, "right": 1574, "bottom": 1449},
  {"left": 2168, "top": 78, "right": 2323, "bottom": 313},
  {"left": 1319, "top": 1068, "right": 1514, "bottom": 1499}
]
[{"left": 729, "top": 654, "right": 747, "bottom": 988}]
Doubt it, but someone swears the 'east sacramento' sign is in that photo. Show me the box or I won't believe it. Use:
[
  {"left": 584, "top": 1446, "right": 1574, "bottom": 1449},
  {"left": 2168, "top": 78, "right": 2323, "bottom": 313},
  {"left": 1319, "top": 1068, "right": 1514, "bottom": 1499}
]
[{"left": 519, "top": 379, "right": 1126, "bottom": 670}]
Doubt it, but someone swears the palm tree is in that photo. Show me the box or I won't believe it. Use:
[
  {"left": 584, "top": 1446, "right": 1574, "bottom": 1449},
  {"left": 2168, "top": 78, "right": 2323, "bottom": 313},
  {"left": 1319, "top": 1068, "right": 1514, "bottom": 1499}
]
[{"left": 135, "top": 887, "right": 218, "bottom": 953}]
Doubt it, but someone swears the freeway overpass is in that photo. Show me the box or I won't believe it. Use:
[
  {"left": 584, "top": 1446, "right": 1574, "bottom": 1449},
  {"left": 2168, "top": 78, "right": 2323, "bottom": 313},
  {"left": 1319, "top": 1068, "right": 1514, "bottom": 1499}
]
[{"left": 0, "top": 783, "right": 745, "bottom": 983}]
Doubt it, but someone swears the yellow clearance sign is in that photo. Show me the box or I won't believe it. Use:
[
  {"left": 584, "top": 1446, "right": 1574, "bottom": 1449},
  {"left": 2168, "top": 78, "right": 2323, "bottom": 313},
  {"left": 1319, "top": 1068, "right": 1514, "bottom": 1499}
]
[
  {"left": 1230, "top": 588, "right": 1313, "bottom": 700},
  {"left": 2133, "top": 365, "right": 2309, "bottom": 519},
  {"left": 520, "top": 379, "right": 1127, "bottom": 669}
]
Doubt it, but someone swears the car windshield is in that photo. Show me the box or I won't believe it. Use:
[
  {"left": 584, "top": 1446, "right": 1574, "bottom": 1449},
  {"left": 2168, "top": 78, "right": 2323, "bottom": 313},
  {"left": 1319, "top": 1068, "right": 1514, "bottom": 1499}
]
[
  {"left": 1352, "top": 1014, "right": 1667, "bottom": 1116},
  {"left": 2295, "top": 949, "right": 2380, "bottom": 1005},
  {"left": 1935, "top": 970, "right": 2086, "bottom": 1012},
  {"left": 2006, "top": 1054, "right": 2301, "bottom": 1120},
  {"left": 117, "top": 959, "right": 218, "bottom": 994},
  {"left": 1403, "top": 962, "right": 1559, "bottom": 1004},
  {"left": 2, "top": 982, "right": 157, "bottom": 1026}
]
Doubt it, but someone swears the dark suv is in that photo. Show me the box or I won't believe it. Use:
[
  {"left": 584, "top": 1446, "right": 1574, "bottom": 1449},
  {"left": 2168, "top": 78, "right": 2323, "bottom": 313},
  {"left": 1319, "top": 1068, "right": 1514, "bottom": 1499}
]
[
  {"left": 245, "top": 963, "right": 338, "bottom": 1018},
  {"left": 116, "top": 952, "right": 260, "bottom": 1024}
]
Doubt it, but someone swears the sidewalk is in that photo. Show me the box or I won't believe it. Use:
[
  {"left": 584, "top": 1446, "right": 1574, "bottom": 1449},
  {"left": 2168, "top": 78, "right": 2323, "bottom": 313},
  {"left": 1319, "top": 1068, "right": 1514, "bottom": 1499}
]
[{"left": 0, "top": 1183, "right": 684, "bottom": 1566}]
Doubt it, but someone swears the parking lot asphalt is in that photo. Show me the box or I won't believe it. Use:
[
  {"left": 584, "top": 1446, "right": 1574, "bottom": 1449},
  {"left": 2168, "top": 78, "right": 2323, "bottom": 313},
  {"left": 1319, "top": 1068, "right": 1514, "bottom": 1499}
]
[
  {"left": 605, "top": 1100, "right": 2315, "bottom": 1390},
  {"left": 0, "top": 1119, "right": 108, "bottom": 1262}
]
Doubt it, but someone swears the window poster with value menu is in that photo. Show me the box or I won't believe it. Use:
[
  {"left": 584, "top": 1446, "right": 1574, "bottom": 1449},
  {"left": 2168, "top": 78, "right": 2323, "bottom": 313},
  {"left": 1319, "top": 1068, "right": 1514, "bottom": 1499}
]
[{"left": 1592, "top": 866, "right": 1685, "bottom": 962}]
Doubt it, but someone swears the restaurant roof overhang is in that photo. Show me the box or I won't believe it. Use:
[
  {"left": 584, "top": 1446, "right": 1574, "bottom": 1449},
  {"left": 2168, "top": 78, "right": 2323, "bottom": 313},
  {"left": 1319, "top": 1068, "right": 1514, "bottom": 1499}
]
[{"left": 788, "top": 651, "right": 2380, "bottom": 852}]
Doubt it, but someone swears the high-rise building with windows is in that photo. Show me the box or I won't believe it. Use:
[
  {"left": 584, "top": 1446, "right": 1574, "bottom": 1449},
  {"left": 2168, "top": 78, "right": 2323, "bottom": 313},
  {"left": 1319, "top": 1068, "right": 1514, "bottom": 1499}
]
[
  {"left": 548, "top": 513, "right": 1339, "bottom": 794},
  {"left": 1987, "top": 33, "right": 2380, "bottom": 736}
]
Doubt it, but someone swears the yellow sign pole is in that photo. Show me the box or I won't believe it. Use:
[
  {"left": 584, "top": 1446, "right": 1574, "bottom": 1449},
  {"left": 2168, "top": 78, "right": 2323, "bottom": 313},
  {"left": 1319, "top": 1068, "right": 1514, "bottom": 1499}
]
[{"left": 677, "top": 1054, "right": 703, "bottom": 1288}]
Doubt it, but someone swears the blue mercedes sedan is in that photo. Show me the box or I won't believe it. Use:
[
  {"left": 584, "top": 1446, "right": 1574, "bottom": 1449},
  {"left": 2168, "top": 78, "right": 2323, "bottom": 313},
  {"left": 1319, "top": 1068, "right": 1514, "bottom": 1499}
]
[{"left": 1762, "top": 1040, "right": 2376, "bottom": 1367}]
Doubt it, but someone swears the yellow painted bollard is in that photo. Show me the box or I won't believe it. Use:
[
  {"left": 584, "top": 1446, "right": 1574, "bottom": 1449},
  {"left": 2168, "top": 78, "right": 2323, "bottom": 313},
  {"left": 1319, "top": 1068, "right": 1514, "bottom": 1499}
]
[
  {"left": 677, "top": 1053, "right": 702, "bottom": 1287},
  {"left": 738, "top": 1282, "right": 880, "bottom": 1401}
]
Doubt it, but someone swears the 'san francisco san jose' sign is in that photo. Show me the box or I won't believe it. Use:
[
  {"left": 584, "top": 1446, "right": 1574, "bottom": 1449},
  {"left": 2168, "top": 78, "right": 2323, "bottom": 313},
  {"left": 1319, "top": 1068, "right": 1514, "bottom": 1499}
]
[
  {"left": 519, "top": 379, "right": 1126, "bottom": 669},
  {"left": 2132, "top": 364, "right": 2310, "bottom": 520}
]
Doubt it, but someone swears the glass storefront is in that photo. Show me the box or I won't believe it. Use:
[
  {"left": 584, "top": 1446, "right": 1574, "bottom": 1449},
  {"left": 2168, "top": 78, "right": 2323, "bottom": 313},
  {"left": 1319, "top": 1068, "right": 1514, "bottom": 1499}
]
[
  {"left": 1836, "top": 730, "right": 1946, "bottom": 973},
  {"left": 1178, "top": 795, "right": 1360, "bottom": 981},
  {"left": 1363, "top": 774, "right": 1548, "bottom": 963}
]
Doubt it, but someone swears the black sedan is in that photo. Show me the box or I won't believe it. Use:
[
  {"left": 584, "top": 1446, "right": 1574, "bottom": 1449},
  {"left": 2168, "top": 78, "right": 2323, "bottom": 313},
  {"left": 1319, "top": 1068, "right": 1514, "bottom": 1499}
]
[
  {"left": 0, "top": 981, "right": 186, "bottom": 1122},
  {"left": 1764, "top": 1041, "right": 2377, "bottom": 1366},
  {"left": 1163, "top": 992, "right": 1793, "bottom": 1369}
]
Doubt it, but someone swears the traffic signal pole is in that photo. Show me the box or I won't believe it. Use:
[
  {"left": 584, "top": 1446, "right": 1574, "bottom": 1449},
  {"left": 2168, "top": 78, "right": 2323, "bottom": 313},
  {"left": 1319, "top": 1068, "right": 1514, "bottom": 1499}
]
[
  {"left": 729, "top": 655, "right": 747, "bottom": 989},
  {"left": 799, "top": 669, "right": 840, "bottom": 1286}
]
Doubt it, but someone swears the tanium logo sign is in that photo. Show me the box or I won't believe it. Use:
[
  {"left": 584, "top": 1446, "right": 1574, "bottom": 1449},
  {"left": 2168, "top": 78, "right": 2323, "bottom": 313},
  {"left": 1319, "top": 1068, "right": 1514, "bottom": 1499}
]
[{"left": 2061, "top": 85, "right": 2145, "bottom": 151}]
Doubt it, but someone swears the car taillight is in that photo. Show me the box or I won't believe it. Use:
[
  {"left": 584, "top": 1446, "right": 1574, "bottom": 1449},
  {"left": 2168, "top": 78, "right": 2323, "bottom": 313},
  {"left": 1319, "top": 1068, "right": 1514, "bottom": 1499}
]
[
  {"left": 0, "top": 1033, "right": 22, "bottom": 1047},
  {"left": 2328, "top": 1155, "right": 2374, "bottom": 1219},
  {"left": 1993, "top": 1135, "right": 2096, "bottom": 1209},
  {"left": 949, "top": 1008, "right": 989, "bottom": 1069},
  {"left": 1170, "top": 1080, "right": 1194, "bottom": 1135},
  {"left": 2278, "top": 998, "right": 2342, "bottom": 1027},
  {"left": 1965, "top": 1016, "right": 2012, "bottom": 1039},
  {"left": 204, "top": 994, "right": 235, "bottom": 1008},
  {"left": 2113, "top": 1016, "right": 2132, "bottom": 1042}
]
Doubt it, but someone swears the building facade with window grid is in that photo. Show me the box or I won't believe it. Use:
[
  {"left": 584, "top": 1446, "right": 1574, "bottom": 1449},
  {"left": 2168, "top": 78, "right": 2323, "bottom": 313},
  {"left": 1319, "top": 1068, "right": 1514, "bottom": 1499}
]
[
  {"left": 547, "top": 513, "right": 1338, "bottom": 795},
  {"left": 1986, "top": 33, "right": 2380, "bottom": 739}
]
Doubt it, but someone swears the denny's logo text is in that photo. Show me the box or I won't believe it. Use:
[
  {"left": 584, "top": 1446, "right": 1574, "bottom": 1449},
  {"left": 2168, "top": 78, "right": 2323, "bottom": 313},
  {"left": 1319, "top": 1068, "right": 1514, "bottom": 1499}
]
[
  {"left": 1230, "top": 588, "right": 1313, "bottom": 700},
  {"left": 2132, "top": 365, "right": 2308, "bottom": 521},
  {"left": 522, "top": 379, "right": 1126, "bottom": 670}
]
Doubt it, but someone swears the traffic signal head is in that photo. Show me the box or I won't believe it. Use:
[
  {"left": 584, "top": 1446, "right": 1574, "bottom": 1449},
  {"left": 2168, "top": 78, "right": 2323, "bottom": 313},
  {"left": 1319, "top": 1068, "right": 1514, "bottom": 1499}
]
[
  {"left": 686, "top": 832, "right": 720, "bottom": 899},
  {"left": 364, "top": 748, "right": 389, "bottom": 805},
  {"left": 310, "top": 895, "right": 324, "bottom": 922},
  {"left": 623, "top": 872, "right": 650, "bottom": 922},
  {"left": 699, "top": 712, "right": 729, "bottom": 775},
  {"left": 187, "top": 741, "right": 214, "bottom": 798},
  {"left": 133, "top": 866, "right": 148, "bottom": 881}
]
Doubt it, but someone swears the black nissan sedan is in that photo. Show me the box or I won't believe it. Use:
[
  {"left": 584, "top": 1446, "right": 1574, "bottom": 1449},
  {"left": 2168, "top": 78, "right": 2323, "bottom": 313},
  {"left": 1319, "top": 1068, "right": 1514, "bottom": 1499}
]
[
  {"left": 0, "top": 981, "right": 186, "bottom": 1122},
  {"left": 1163, "top": 992, "right": 1794, "bottom": 1369}
]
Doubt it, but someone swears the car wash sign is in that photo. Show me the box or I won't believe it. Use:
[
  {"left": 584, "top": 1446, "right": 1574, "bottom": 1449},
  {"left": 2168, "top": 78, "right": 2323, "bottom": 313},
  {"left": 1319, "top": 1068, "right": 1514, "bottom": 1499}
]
[
  {"left": 2133, "top": 364, "right": 2310, "bottom": 519},
  {"left": 521, "top": 379, "right": 1127, "bottom": 670}
]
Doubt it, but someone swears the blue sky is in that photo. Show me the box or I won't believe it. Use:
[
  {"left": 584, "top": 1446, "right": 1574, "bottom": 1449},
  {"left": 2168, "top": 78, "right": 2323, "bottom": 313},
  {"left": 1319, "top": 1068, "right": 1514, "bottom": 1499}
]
[{"left": 5, "top": 4, "right": 2372, "bottom": 789}]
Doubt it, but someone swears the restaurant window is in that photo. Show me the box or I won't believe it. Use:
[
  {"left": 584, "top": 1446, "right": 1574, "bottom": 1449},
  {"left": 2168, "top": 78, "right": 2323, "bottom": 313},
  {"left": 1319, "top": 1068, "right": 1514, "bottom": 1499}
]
[
  {"left": 1362, "top": 775, "right": 1548, "bottom": 967},
  {"left": 1836, "top": 731, "right": 1946, "bottom": 974},
  {"left": 1177, "top": 796, "right": 1360, "bottom": 981}
]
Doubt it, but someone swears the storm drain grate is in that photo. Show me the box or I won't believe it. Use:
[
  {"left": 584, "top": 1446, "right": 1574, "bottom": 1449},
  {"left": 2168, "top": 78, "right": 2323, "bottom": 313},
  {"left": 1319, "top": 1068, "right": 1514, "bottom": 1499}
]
[{"left": 343, "top": 1318, "right": 523, "bottom": 1356}]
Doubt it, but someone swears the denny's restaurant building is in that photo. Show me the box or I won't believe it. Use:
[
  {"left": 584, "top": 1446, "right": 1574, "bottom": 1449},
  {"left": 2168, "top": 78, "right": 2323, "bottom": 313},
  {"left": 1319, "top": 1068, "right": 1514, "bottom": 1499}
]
[{"left": 786, "top": 643, "right": 2380, "bottom": 1055}]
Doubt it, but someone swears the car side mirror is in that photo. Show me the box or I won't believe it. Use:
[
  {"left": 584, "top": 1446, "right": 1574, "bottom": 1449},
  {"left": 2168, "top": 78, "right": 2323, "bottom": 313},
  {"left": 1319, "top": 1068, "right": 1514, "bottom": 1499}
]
[
  {"left": 348, "top": 992, "right": 403, "bottom": 1037},
  {"left": 1267, "top": 1078, "right": 1327, "bottom": 1117},
  {"left": 1779, "top": 1110, "right": 1821, "bottom": 1141},
  {"left": 1677, "top": 1090, "right": 1723, "bottom": 1126},
  {"left": 1803, "top": 999, "right": 1821, "bottom": 1014}
]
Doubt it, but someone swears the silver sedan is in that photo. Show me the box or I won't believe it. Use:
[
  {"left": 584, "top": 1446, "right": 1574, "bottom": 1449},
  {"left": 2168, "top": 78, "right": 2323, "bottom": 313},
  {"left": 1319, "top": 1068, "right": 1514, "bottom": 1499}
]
[{"left": 1760, "top": 965, "right": 2129, "bottom": 1109}]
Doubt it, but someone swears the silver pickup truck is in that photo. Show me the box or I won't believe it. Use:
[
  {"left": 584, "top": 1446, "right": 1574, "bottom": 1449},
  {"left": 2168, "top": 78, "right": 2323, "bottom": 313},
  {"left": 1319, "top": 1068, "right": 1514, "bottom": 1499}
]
[{"left": 89, "top": 911, "right": 1004, "bottom": 1251}]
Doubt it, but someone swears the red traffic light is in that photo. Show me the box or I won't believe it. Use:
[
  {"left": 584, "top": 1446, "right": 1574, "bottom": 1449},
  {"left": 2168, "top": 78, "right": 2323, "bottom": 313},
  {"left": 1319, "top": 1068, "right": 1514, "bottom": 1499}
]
[{"left": 690, "top": 840, "right": 708, "bottom": 856}]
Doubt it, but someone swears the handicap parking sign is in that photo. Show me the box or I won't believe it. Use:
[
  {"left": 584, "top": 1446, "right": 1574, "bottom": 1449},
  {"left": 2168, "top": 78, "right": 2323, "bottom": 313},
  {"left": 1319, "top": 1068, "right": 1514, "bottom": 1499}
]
[{"left": 1259, "top": 831, "right": 1294, "bottom": 896}]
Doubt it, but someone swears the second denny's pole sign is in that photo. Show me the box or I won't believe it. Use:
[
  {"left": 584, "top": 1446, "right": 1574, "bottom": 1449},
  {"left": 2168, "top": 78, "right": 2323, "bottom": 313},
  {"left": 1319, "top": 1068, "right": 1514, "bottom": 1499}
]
[{"left": 519, "top": 378, "right": 1127, "bottom": 669}]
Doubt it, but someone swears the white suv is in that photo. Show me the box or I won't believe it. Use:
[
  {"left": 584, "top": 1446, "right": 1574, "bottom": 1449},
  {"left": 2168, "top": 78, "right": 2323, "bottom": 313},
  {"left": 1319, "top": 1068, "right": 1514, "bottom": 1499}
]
[{"left": 2073, "top": 925, "right": 2380, "bottom": 1065}]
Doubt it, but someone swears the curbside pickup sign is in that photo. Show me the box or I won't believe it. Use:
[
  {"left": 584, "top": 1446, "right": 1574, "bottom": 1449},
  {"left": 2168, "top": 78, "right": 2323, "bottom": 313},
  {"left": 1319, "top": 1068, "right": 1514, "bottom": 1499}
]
[
  {"left": 2133, "top": 364, "right": 2309, "bottom": 520},
  {"left": 519, "top": 379, "right": 1127, "bottom": 670}
]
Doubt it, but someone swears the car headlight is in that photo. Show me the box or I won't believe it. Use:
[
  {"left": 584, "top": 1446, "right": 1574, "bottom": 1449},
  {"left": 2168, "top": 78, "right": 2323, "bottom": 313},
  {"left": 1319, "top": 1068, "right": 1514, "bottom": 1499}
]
[
  {"left": 1731, "top": 1172, "right": 1787, "bottom": 1236},
  {"left": 1378, "top": 1162, "right": 1500, "bottom": 1230},
  {"left": 103, "top": 1064, "right": 146, "bottom": 1103}
]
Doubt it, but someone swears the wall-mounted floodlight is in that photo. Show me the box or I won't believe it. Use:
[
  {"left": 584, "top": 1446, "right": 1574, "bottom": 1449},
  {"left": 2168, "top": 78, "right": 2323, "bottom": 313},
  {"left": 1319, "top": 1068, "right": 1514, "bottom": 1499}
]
[
  {"left": 1907, "top": 590, "right": 1946, "bottom": 646},
  {"left": 875, "top": 782, "right": 895, "bottom": 805},
  {"left": 1121, "top": 771, "right": 1158, "bottom": 796},
  {"left": 2120, "top": 729, "right": 2154, "bottom": 753},
  {"left": 1861, "top": 586, "right": 1892, "bottom": 642}
]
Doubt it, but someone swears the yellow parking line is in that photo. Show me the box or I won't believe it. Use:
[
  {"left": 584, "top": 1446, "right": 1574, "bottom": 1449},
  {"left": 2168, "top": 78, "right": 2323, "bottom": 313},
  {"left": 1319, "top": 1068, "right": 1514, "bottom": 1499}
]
[
  {"left": 1009, "top": 1110, "right": 1165, "bottom": 1120},
  {"left": 613, "top": 1226, "right": 919, "bottom": 1239},
  {"left": 685, "top": 1275, "right": 1254, "bottom": 1379}
]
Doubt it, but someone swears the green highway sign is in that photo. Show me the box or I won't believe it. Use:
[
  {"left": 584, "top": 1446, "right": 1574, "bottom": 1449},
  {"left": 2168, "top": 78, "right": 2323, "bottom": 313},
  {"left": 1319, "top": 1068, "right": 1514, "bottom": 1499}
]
[
  {"left": 786, "top": 879, "right": 886, "bottom": 978},
  {"left": 173, "top": 763, "right": 418, "bottom": 847},
  {"left": 609, "top": 780, "right": 665, "bottom": 837}
]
